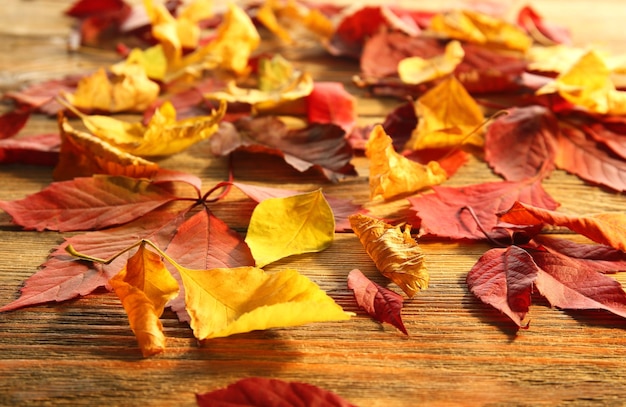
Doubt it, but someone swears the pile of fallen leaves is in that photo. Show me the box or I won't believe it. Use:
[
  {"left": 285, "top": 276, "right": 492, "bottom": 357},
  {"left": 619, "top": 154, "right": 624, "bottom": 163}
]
[{"left": 1, "top": 0, "right": 626, "bottom": 369}]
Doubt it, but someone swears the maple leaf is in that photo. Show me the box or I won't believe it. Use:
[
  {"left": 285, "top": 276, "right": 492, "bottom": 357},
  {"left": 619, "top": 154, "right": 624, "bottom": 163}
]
[
  {"left": 555, "top": 126, "right": 626, "bottom": 192},
  {"left": 408, "top": 179, "right": 559, "bottom": 240},
  {"left": 196, "top": 377, "right": 357, "bottom": 407},
  {"left": 405, "top": 76, "right": 485, "bottom": 150},
  {"left": 306, "top": 82, "right": 357, "bottom": 133},
  {"left": 0, "top": 133, "right": 59, "bottom": 166},
  {"left": 485, "top": 105, "right": 560, "bottom": 181},
  {"left": 245, "top": 190, "right": 335, "bottom": 268},
  {"left": 349, "top": 213, "right": 428, "bottom": 298},
  {"left": 347, "top": 269, "right": 408, "bottom": 335},
  {"left": 210, "top": 116, "right": 356, "bottom": 182},
  {"left": 176, "top": 265, "right": 351, "bottom": 340},
  {"left": 109, "top": 243, "right": 179, "bottom": 356},
  {"left": 428, "top": 9, "right": 532, "bottom": 51},
  {"left": 54, "top": 114, "right": 160, "bottom": 180},
  {"left": 499, "top": 201, "right": 626, "bottom": 251},
  {"left": 366, "top": 124, "right": 447, "bottom": 200}
]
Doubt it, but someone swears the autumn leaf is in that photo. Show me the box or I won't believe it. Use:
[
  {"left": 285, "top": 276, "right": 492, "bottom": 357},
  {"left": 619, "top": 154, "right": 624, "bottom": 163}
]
[
  {"left": 555, "top": 126, "right": 626, "bottom": 192},
  {"left": 349, "top": 213, "right": 428, "bottom": 298},
  {"left": 398, "top": 40, "right": 464, "bottom": 85},
  {"left": 245, "top": 190, "right": 335, "bottom": 268},
  {"left": 306, "top": 81, "right": 357, "bottom": 133},
  {"left": 428, "top": 9, "right": 532, "bottom": 51},
  {"left": 0, "top": 107, "right": 31, "bottom": 139},
  {"left": 517, "top": 5, "right": 572, "bottom": 45},
  {"left": 121, "top": 45, "right": 168, "bottom": 82},
  {"left": 485, "top": 106, "right": 560, "bottom": 181},
  {"left": 257, "top": 0, "right": 334, "bottom": 44},
  {"left": 210, "top": 116, "right": 356, "bottom": 182},
  {"left": 196, "top": 377, "right": 357, "bottom": 407},
  {"left": 405, "top": 76, "right": 485, "bottom": 150},
  {"left": 0, "top": 133, "right": 59, "bottom": 166},
  {"left": 109, "top": 243, "right": 179, "bottom": 356},
  {"left": 63, "top": 64, "right": 160, "bottom": 113},
  {"left": 54, "top": 114, "right": 160, "bottom": 180},
  {"left": 176, "top": 265, "right": 350, "bottom": 340},
  {"left": 366, "top": 124, "right": 447, "bottom": 200},
  {"left": 408, "top": 179, "right": 559, "bottom": 240},
  {"left": 347, "top": 268, "right": 408, "bottom": 335},
  {"left": 498, "top": 201, "right": 626, "bottom": 251},
  {"left": 584, "top": 118, "right": 626, "bottom": 159}
]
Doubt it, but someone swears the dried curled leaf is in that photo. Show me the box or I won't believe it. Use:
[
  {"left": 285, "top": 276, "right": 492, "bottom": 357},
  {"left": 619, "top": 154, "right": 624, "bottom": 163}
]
[{"left": 349, "top": 213, "right": 428, "bottom": 297}]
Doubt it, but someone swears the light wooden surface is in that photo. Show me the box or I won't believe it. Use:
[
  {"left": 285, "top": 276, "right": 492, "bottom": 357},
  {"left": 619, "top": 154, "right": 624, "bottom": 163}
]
[{"left": 1, "top": 1, "right": 626, "bottom": 406}]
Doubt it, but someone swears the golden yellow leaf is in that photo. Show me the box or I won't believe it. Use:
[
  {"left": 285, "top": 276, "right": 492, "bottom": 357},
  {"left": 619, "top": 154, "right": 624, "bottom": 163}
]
[
  {"left": 245, "top": 189, "right": 335, "bottom": 268},
  {"left": 537, "top": 50, "right": 626, "bottom": 115},
  {"left": 64, "top": 64, "right": 159, "bottom": 113},
  {"left": 109, "top": 244, "right": 180, "bottom": 357},
  {"left": 257, "top": 0, "right": 334, "bottom": 44},
  {"left": 349, "top": 213, "right": 428, "bottom": 298},
  {"left": 205, "top": 55, "right": 313, "bottom": 111},
  {"left": 366, "top": 125, "right": 447, "bottom": 200},
  {"left": 398, "top": 40, "right": 465, "bottom": 85},
  {"left": 405, "top": 76, "right": 485, "bottom": 150},
  {"left": 121, "top": 45, "right": 168, "bottom": 82},
  {"left": 175, "top": 266, "right": 351, "bottom": 340},
  {"left": 429, "top": 9, "right": 532, "bottom": 51},
  {"left": 53, "top": 114, "right": 159, "bottom": 181}
]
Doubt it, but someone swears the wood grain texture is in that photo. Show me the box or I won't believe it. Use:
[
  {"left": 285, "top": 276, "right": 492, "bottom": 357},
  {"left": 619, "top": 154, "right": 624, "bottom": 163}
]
[{"left": 1, "top": 1, "right": 626, "bottom": 406}]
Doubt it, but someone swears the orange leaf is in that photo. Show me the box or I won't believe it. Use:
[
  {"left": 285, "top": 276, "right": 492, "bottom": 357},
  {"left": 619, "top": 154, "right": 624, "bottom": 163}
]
[
  {"left": 109, "top": 243, "right": 179, "bottom": 357},
  {"left": 53, "top": 113, "right": 159, "bottom": 181},
  {"left": 349, "top": 213, "right": 428, "bottom": 297}
]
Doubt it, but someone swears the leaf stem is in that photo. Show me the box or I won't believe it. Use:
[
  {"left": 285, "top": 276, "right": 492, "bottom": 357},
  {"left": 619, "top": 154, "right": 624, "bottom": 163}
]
[
  {"left": 65, "top": 240, "right": 143, "bottom": 264},
  {"left": 459, "top": 205, "right": 508, "bottom": 247}
]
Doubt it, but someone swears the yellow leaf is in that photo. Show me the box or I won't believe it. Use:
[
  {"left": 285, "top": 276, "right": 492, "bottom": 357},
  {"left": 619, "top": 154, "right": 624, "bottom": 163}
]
[
  {"left": 537, "top": 50, "right": 626, "bottom": 115},
  {"left": 109, "top": 244, "right": 180, "bottom": 357},
  {"left": 121, "top": 45, "right": 168, "bottom": 81},
  {"left": 366, "top": 125, "right": 447, "bottom": 200},
  {"left": 398, "top": 40, "right": 465, "bottom": 85},
  {"left": 405, "top": 76, "right": 485, "bottom": 150},
  {"left": 175, "top": 266, "right": 351, "bottom": 340},
  {"left": 65, "top": 64, "right": 159, "bottom": 113},
  {"left": 205, "top": 55, "right": 313, "bottom": 111},
  {"left": 349, "top": 213, "right": 428, "bottom": 298},
  {"left": 54, "top": 114, "right": 159, "bottom": 181},
  {"left": 429, "top": 9, "right": 532, "bottom": 51},
  {"left": 245, "top": 190, "right": 335, "bottom": 268},
  {"left": 257, "top": 0, "right": 334, "bottom": 44}
]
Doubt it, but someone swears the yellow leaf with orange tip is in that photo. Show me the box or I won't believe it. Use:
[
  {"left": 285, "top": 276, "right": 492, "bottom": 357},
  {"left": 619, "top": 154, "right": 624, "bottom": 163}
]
[
  {"left": 245, "top": 190, "right": 335, "bottom": 268},
  {"left": 366, "top": 125, "right": 447, "bottom": 201},
  {"left": 174, "top": 266, "right": 351, "bottom": 340},
  {"left": 64, "top": 65, "right": 159, "bottom": 113},
  {"left": 398, "top": 40, "right": 465, "bottom": 85},
  {"left": 205, "top": 55, "right": 313, "bottom": 111},
  {"left": 53, "top": 114, "right": 159, "bottom": 181},
  {"left": 405, "top": 76, "right": 485, "bottom": 150},
  {"left": 59, "top": 99, "right": 226, "bottom": 157},
  {"left": 429, "top": 9, "right": 532, "bottom": 51},
  {"left": 537, "top": 50, "right": 626, "bottom": 115},
  {"left": 257, "top": 0, "right": 334, "bottom": 44},
  {"left": 109, "top": 244, "right": 180, "bottom": 357},
  {"left": 349, "top": 213, "right": 428, "bottom": 298},
  {"left": 143, "top": 0, "right": 213, "bottom": 67}
]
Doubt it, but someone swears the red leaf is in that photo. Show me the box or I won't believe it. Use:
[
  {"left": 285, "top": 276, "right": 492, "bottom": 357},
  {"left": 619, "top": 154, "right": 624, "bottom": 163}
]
[
  {"left": 0, "top": 208, "right": 187, "bottom": 311},
  {"left": 381, "top": 100, "right": 417, "bottom": 151},
  {"left": 211, "top": 117, "right": 357, "bottom": 182},
  {"left": 0, "top": 133, "right": 60, "bottom": 166},
  {"left": 556, "top": 126, "right": 626, "bottom": 191},
  {"left": 0, "top": 107, "right": 31, "bottom": 140},
  {"left": 531, "top": 249, "right": 626, "bottom": 318},
  {"left": 196, "top": 377, "right": 356, "bottom": 407},
  {"left": 533, "top": 235, "right": 626, "bottom": 273},
  {"left": 4, "top": 77, "right": 81, "bottom": 115},
  {"left": 584, "top": 120, "right": 626, "bottom": 160},
  {"left": 347, "top": 269, "right": 408, "bottom": 335},
  {"left": 408, "top": 179, "right": 559, "bottom": 240},
  {"left": 65, "top": 0, "right": 128, "bottom": 17},
  {"left": 306, "top": 82, "right": 356, "bottom": 133},
  {"left": 499, "top": 201, "right": 626, "bottom": 251},
  {"left": 404, "top": 148, "right": 469, "bottom": 179},
  {"left": 485, "top": 105, "right": 559, "bottom": 181},
  {"left": 467, "top": 246, "right": 536, "bottom": 327},
  {"left": 517, "top": 5, "right": 572, "bottom": 45},
  {"left": 0, "top": 175, "right": 177, "bottom": 231}
]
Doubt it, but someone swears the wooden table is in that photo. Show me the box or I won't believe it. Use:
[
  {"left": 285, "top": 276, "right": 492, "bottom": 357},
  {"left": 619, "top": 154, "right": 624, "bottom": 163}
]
[{"left": 1, "top": 1, "right": 626, "bottom": 406}]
